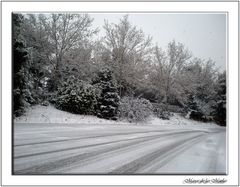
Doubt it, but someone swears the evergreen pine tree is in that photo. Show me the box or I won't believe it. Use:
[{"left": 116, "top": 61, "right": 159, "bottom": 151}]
[
  {"left": 13, "top": 14, "right": 33, "bottom": 116},
  {"left": 212, "top": 72, "right": 226, "bottom": 126},
  {"left": 55, "top": 75, "right": 97, "bottom": 115},
  {"left": 94, "top": 68, "right": 120, "bottom": 120}
]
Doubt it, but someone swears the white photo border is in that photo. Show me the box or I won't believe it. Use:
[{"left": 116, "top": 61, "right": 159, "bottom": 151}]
[{"left": 2, "top": 1, "right": 239, "bottom": 186}]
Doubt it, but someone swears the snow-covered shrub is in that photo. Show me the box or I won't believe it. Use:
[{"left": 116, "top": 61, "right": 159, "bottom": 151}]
[
  {"left": 55, "top": 76, "right": 97, "bottom": 115},
  {"left": 93, "top": 68, "right": 120, "bottom": 120},
  {"left": 185, "top": 94, "right": 215, "bottom": 122},
  {"left": 118, "top": 97, "right": 153, "bottom": 122}
]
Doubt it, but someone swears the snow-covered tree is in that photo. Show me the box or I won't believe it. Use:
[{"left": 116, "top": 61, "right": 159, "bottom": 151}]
[
  {"left": 93, "top": 68, "right": 120, "bottom": 120},
  {"left": 13, "top": 14, "right": 37, "bottom": 117},
  {"left": 164, "top": 40, "right": 191, "bottom": 106},
  {"left": 181, "top": 58, "right": 218, "bottom": 121},
  {"left": 62, "top": 43, "right": 96, "bottom": 82},
  {"left": 149, "top": 46, "right": 167, "bottom": 102},
  {"left": 212, "top": 71, "right": 226, "bottom": 125},
  {"left": 21, "top": 14, "right": 53, "bottom": 94},
  {"left": 30, "top": 14, "right": 98, "bottom": 90},
  {"left": 103, "top": 15, "right": 152, "bottom": 96},
  {"left": 55, "top": 75, "right": 97, "bottom": 114},
  {"left": 150, "top": 41, "right": 191, "bottom": 107}
]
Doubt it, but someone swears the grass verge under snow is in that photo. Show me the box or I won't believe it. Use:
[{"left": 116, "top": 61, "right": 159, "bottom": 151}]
[
  {"left": 14, "top": 105, "right": 218, "bottom": 127},
  {"left": 14, "top": 105, "right": 126, "bottom": 124}
]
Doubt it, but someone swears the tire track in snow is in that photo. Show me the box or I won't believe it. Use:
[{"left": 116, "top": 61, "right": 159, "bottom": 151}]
[
  {"left": 15, "top": 127, "right": 217, "bottom": 147},
  {"left": 14, "top": 130, "right": 203, "bottom": 159},
  {"left": 14, "top": 131, "right": 203, "bottom": 174},
  {"left": 109, "top": 134, "right": 205, "bottom": 174},
  {"left": 14, "top": 129, "right": 182, "bottom": 147},
  {"left": 14, "top": 130, "right": 169, "bottom": 147},
  {"left": 51, "top": 132, "right": 207, "bottom": 174},
  {"left": 136, "top": 133, "right": 209, "bottom": 173}
]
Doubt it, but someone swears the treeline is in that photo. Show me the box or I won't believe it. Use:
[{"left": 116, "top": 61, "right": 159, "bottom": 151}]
[{"left": 13, "top": 14, "right": 226, "bottom": 126}]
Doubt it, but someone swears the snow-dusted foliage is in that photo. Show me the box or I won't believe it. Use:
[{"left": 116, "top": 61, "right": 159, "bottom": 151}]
[
  {"left": 55, "top": 76, "right": 97, "bottom": 115},
  {"left": 103, "top": 15, "right": 152, "bottom": 97},
  {"left": 13, "top": 14, "right": 226, "bottom": 126},
  {"left": 186, "top": 94, "right": 215, "bottom": 122},
  {"left": 93, "top": 68, "right": 120, "bottom": 120},
  {"left": 13, "top": 14, "right": 37, "bottom": 117},
  {"left": 173, "top": 58, "right": 220, "bottom": 122},
  {"left": 118, "top": 97, "right": 153, "bottom": 122},
  {"left": 212, "top": 71, "right": 226, "bottom": 126}
]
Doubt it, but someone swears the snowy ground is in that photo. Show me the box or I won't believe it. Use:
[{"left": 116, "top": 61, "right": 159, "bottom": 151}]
[{"left": 14, "top": 105, "right": 226, "bottom": 174}]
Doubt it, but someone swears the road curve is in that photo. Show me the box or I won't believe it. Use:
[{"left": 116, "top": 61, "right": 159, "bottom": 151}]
[{"left": 13, "top": 123, "right": 226, "bottom": 174}]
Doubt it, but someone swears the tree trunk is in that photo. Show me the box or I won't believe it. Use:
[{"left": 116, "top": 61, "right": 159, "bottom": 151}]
[
  {"left": 164, "top": 77, "right": 170, "bottom": 111},
  {"left": 52, "top": 56, "right": 62, "bottom": 91}
]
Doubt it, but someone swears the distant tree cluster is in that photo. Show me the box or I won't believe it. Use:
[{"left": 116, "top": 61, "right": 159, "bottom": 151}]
[{"left": 13, "top": 13, "right": 226, "bottom": 125}]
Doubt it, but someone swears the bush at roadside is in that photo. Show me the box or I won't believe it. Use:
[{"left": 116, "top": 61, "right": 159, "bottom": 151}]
[
  {"left": 118, "top": 97, "right": 153, "bottom": 122},
  {"left": 55, "top": 76, "right": 97, "bottom": 115}
]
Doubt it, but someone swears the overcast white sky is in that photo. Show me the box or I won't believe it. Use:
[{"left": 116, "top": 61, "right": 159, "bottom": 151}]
[{"left": 90, "top": 13, "right": 226, "bottom": 71}]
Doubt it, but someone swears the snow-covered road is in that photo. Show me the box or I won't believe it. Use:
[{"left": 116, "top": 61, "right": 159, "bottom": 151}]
[{"left": 13, "top": 123, "right": 226, "bottom": 174}]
